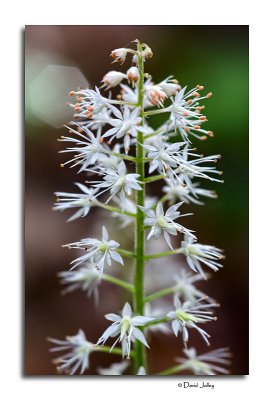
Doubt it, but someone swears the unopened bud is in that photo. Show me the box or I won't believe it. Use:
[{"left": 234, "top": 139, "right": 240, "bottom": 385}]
[
  {"left": 127, "top": 66, "right": 140, "bottom": 85},
  {"left": 101, "top": 71, "right": 126, "bottom": 89}
]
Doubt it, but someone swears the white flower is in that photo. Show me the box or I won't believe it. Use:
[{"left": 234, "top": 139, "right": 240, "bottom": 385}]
[
  {"left": 139, "top": 202, "right": 195, "bottom": 249},
  {"left": 143, "top": 137, "right": 185, "bottom": 174},
  {"left": 180, "top": 235, "right": 224, "bottom": 278},
  {"left": 103, "top": 105, "right": 141, "bottom": 152},
  {"left": 127, "top": 66, "right": 140, "bottom": 86},
  {"left": 58, "top": 264, "right": 100, "bottom": 298},
  {"left": 162, "top": 175, "right": 217, "bottom": 205},
  {"left": 174, "top": 269, "right": 215, "bottom": 303},
  {"left": 54, "top": 183, "right": 98, "bottom": 222},
  {"left": 69, "top": 86, "right": 111, "bottom": 116},
  {"left": 92, "top": 161, "right": 142, "bottom": 206},
  {"left": 97, "top": 302, "right": 154, "bottom": 358},
  {"left": 120, "top": 79, "right": 156, "bottom": 109},
  {"left": 137, "top": 366, "right": 147, "bottom": 375},
  {"left": 158, "top": 76, "right": 181, "bottom": 96},
  {"left": 101, "top": 71, "right": 126, "bottom": 89},
  {"left": 47, "top": 329, "right": 95, "bottom": 375},
  {"left": 173, "top": 147, "right": 223, "bottom": 189},
  {"left": 144, "top": 139, "right": 222, "bottom": 188},
  {"left": 110, "top": 48, "right": 132, "bottom": 64},
  {"left": 164, "top": 85, "right": 213, "bottom": 141},
  {"left": 63, "top": 226, "right": 123, "bottom": 275},
  {"left": 176, "top": 347, "right": 231, "bottom": 375},
  {"left": 59, "top": 125, "right": 104, "bottom": 172},
  {"left": 97, "top": 360, "right": 129, "bottom": 375},
  {"left": 145, "top": 84, "right": 167, "bottom": 107},
  {"left": 112, "top": 196, "right": 157, "bottom": 228},
  {"left": 167, "top": 296, "right": 218, "bottom": 345}
]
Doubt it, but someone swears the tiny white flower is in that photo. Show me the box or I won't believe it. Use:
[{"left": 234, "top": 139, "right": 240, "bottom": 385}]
[
  {"left": 120, "top": 79, "right": 157, "bottom": 109},
  {"left": 101, "top": 71, "right": 126, "bottom": 89},
  {"left": 137, "top": 366, "right": 147, "bottom": 375},
  {"left": 176, "top": 347, "right": 232, "bottom": 375},
  {"left": 47, "top": 329, "right": 95, "bottom": 375},
  {"left": 180, "top": 235, "right": 224, "bottom": 278},
  {"left": 127, "top": 66, "right": 140, "bottom": 86},
  {"left": 103, "top": 105, "right": 141, "bottom": 153},
  {"left": 144, "top": 139, "right": 222, "bottom": 188},
  {"left": 145, "top": 84, "right": 167, "bottom": 107},
  {"left": 167, "top": 296, "right": 218, "bottom": 345},
  {"left": 112, "top": 196, "right": 157, "bottom": 228},
  {"left": 54, "top": 183, "right": 98, "bottom": 222},
  {"left": 58, "top": 264, "right": 100, "bottom": 298},
  {"left": 174, "top": 269, "right": 215, "bottom": 303},
  {"left": 97, "top": 302, "right": 155, "bottom": 358},
  {"left": 63, "top": 226, "right": 123, "bottom": 275},
  {"left": 69, "top": 86, "right": 111, "bottom": 116},
  {"left": 97, "top": 360, "right": 129, "bottom": 375},
  {"left": 59, "top": 125, "right": 105, "bottom": 172},
  {"left": 143, "top": 137, "right": 185, "bottom": 174},
  {"left": 110, "top": 48, "right": 131, "bottom": 64},
  {"left": 139, "top": 202, "right": 195, "bottom": 249},
  {"left": 163, "top": 175, "right": 217, "bottom": 205},
  {"left": 92, "top": 161, "right": 142, "bottom": 206},
  {"left": 164, "top": 85, "right": 213, "bottom": 141},
  {"left": 158, "top": 76, "right": 181, "bottom": 96}
]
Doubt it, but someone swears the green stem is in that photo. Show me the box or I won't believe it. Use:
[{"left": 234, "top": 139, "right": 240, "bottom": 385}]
[
  {"left": 116, "top": 248, "right": 136, "bottom": 258},
  {"left": 144, "top": 249, "right": 180, "bottom": 260},
  {"left": 95, "top": 201, "right": 136, "bottom": 218},
  {"left": 102, "top": 149, "right": 136, "bottom": 162},
  {"left": 144, "top": 174, "right": 167, "bottom": 183},
  {"left": 102, "top": 274, "right": 134, "bottom": 293},
  {"left": 143, "top": 127, "right": 166, "bottom": 139},
  {"left": 157, "top": 365, "right": 186, "bottom": 376},
  {"left": 108, "top": 99, "right": 137, "bottom": 107},
  {"left": 96, "top": 345, "right": 135, "bottom": 358},
  {"left": 144, "top": 286, "right": 176, "bottom": 303},
  {"left": 144, "top": 107, "right": 170, "bottom": 116},
  {"left": 134, "top": 40, "right": 146, "bottom": 373}
]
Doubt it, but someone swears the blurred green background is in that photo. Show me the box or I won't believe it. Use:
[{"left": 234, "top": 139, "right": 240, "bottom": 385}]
[{"left": 25, "top": 26, "right": 248, "bottom": 375}]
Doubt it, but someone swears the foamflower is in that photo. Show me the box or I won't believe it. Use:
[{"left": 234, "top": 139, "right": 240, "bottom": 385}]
[
  {"left": 58, "top": 264, "right": 100, "bottom": 298},
  {"left": 139, "top": 202, "right": 195, "bottom": 249},
  {"left": 173, "top": 269, "right": 215, "bottom": 304},
  {"left": 97, "top": 302, "right": 154, "bottom": 358},
  {"left": 54, "top": 183, "right": 98, "bottom": 222},
  {"left": 176, "top": 347, "right": 232, "bottom": 375},
  {"left": 92, "top": 161, "right": 142, "bottom": 206},
  {"left": 59, "top": 125, "right": 104, "bottom": 172},
  {"left": 103, "top": 105, "right": 141, "bottom": 153},
  {"left": 47, "top": 330, "right": 95, "bottom": 375},
  {"left": 63, "top": 226, "right": 123, "bottom": 274},
  {"left": 167, "top": 296, "right": 218, "bottom": 345},
  {"left": 180, "top": 235, "right": 224, "bottom": 278}
]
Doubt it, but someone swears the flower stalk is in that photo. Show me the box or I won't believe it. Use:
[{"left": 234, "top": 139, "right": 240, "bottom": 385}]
[
  {"left": 133, "top": 40, "right": 146, "bottom": 371},
  {"left": 48, "top": 39, "right": 231, "bottom": 376}
]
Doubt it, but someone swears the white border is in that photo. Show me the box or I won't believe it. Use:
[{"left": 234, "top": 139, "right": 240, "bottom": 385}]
[{"left": 1, "top": 0, "right": 273, "bottom": 399}]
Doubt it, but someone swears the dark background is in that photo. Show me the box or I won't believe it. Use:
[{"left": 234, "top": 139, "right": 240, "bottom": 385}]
[{"left": 25, "top": 25, "right": 248, "bottom": 375}]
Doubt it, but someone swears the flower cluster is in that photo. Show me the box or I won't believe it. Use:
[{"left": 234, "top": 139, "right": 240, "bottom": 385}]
[{"left": 48, "top": 40, "right": 230, "bottom": 376}]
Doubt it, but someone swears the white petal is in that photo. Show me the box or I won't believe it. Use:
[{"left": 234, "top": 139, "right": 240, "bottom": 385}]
[
  {"left": 110, "top": 251, "right": 124, "bottom": 265},
  {"left": 122, "top": 302, "right": 132, "bottom": 318},
  {"left": 132, "top": 328, "right": 149, "bottom": 348}
]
